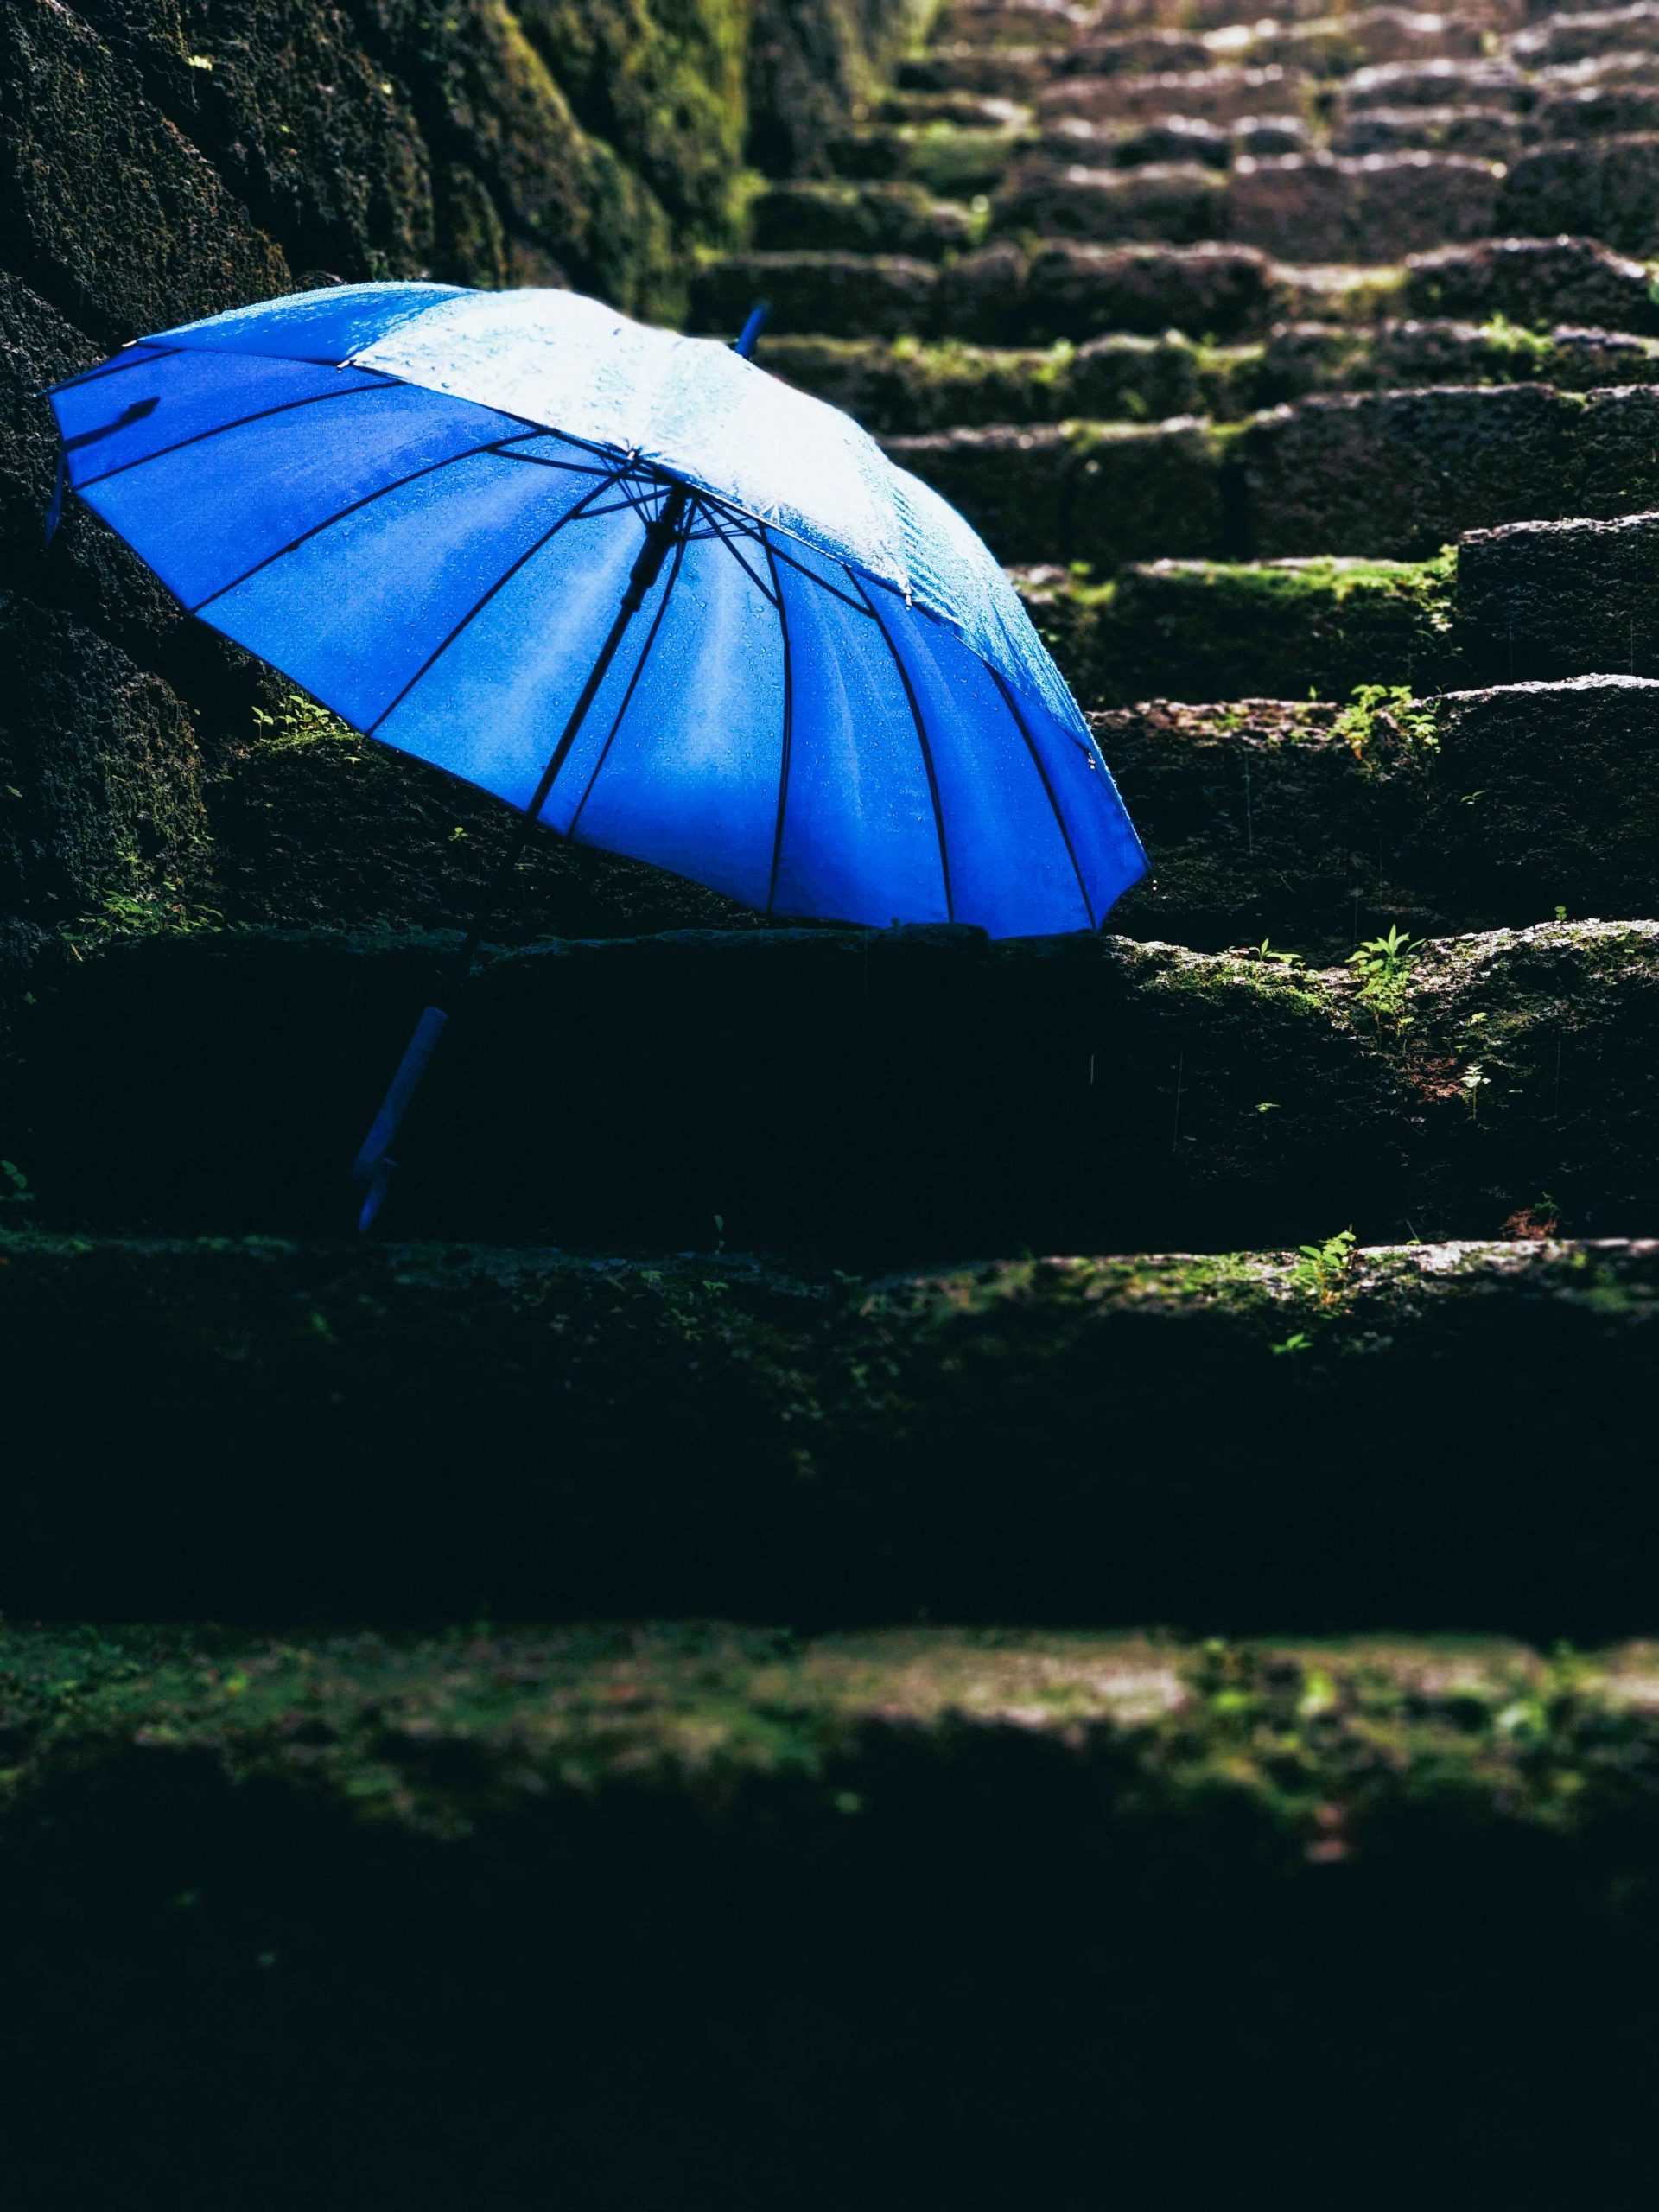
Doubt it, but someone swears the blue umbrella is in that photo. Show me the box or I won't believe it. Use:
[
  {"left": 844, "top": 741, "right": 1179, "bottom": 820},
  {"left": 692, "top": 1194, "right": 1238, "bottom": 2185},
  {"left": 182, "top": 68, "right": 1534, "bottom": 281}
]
[{"left": 44, "top": 283, "right": 1147, "bottom": 1225}]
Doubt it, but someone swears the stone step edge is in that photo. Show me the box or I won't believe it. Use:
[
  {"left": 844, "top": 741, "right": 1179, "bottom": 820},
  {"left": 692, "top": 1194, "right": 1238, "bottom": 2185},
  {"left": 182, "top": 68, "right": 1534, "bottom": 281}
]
[
  {"left": 3, "top": 1225, "right": 1653, "bottom": 1331},
  {"left": 8, "top": 1622, "right": 1659, "bottom": 1851}
]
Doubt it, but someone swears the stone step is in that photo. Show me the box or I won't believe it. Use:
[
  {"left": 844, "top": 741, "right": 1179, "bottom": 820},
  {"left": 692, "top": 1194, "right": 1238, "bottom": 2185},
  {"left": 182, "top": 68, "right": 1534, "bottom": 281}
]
[
  {"left": 1062, "top": 10, "right": 1490, "bottom": 77},
  {"left": 765, "top": 317, "right": 1659, "bottom": 435},
  {"left": 1035, "top": 62, "right": 1316, "bottom": 125},
  {"left": 761, "top": 330, "right": 1260, "bottom": 432},
  {"left": 692, "top": 235, "right": 1659, "bottom": 348},
  {"left": 2, "top": 1234, "right": 1658, "bottom": 1630},
  {"left": 1017, "top": 551, "right": 1463, "bottom": 707},
  {"left": 994, "top": 149, "right": 1504, "bottom": 260},
  {"left": 747, "top": 178, "right": 982, "bottom": 260},
  {"left": 6, "top": 1622, "right": 1659, "bottom": 2207},
  {"left": 1332, "top": 104, "right": 1526, "bottom": 156},
  {"left": 1259, "top": 316, "right": 1659, "bottom": 400},
  {"left": 1510, "top": 1, "right": 1659, "bottom": 67},
  {"left": 899, "top": 41, "right": 1053, "bottom": 99},
  {"left": 8, "top": 918, "right": 1658, "bottom": 1257},
  {"left": 826, "top": 119, "right": 1038, "bottom": 196},
  {"left": 1098, "top": 677, "right": 1659, "bottom": 953},
  {"left": 1030, "top": 537, "right": 1659, "bottom": 705},
  {"left": 887, "top": 382, "right": 1659, "bottom": 567},
  {"left": 1499, "top": 133, "right": 1659, "bottom": 255},
  {"left": 1458, "top": 511, "right": 1659, "bottom": 679},
  {"left": 1340, "top": 57, "right": 1531, "bottom": 111}
]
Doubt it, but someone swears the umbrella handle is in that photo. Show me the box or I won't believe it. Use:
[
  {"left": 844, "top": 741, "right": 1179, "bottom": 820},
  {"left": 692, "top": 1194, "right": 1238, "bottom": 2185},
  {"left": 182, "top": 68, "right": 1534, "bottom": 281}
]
[{"left": 351, "top": 1004, "right": 448, "bottom": 1232}]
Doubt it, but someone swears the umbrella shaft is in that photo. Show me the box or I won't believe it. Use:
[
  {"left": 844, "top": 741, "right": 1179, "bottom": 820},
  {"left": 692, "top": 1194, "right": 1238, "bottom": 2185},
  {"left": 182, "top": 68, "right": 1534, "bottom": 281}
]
[{"left": 353, "top": 479, "right": 690, "bottom": 1230}]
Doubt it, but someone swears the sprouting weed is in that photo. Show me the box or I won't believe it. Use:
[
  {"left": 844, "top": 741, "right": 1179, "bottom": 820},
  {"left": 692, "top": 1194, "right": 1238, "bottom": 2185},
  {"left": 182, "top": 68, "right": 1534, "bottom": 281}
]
[
  {"left": 1347, "top": 925, "right": 1421, "bottom": 1030},
  {"left": 1291, "top": 1227, "right": 1357, "bottom": 1308},
  {"left": 1271, "top": 1331, "right": 1312, "bottom": 1357},
  {"left": 1248, "top": 938, "right": 1303, "bottom": 967},
  {"left": 252, "top": 690, "right": 354, "bottom": 751}
]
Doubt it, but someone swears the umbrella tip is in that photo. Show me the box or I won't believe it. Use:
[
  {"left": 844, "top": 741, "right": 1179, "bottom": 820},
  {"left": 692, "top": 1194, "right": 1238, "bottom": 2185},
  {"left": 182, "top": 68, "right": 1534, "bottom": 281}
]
[{"left": 734, "top": 302, "right": 769, "bottom": 361}]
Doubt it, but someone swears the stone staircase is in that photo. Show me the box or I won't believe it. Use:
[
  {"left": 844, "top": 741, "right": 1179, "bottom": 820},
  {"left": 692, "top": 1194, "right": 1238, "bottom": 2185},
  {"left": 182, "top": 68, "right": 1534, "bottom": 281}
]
[{"left": 7, "top": 0, "right": 1659, "bottom": 2199}]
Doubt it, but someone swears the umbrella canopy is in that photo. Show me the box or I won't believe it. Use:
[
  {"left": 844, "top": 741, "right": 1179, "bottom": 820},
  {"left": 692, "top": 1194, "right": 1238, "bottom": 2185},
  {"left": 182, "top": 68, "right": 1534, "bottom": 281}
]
[{"left": 45, "top": 282, "right": 1146, "bottom": 939}]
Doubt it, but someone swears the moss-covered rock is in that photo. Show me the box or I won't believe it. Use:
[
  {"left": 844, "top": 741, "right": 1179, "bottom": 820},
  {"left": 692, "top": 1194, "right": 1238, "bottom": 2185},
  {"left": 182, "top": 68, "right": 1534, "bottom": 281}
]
[
  {"left": 0, "top": 0, "right": 291, "bottom": 344},
  {"left": 0, "top": 597, "right": 210, "bottom": 931}
]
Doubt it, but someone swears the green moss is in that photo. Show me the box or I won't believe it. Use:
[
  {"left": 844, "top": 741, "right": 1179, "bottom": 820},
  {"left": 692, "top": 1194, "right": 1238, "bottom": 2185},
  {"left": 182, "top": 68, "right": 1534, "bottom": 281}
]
[{"left": 1035, "top": 549, "right": 1462, "bottom": 709}]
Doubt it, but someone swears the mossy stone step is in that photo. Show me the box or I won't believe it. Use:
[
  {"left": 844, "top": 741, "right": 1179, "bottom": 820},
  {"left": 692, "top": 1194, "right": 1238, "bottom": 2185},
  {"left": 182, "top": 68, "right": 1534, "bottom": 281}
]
[
  {"left": 762, "top": 320, "right": 1659, "bottom": 440},
  {"left": 2, "top": 1234, "right": 1657, "bottom": 1628},
  {"left": 1096, "top": 678, "right": 1659, "bottom": 952},
  {"left": 9, "top": 918, "right": 1659, "bottom": 1255},
  {"left": 827, "top": 116, "right": 1038, "bottom": 194},
  {"left": 6, "top": 1623, "right": 1659, "bottom": 2204},
  {"left": 747, "top": 178, "right": 982, "bottom": 259},
  {"left": 889, "top": 383, "right": 1659, "bottom": 569},
  {"left": 691, "top": 235, "right": 1659, "bottom": 348},
  {"left": 1017, "top": 550, "right": 1462, "bottom": 707},
  {"left": 763, "top": 329, "right": 1259, "bottom": 433},
  {"left": 1036, "top": 61, "right": 1314, "bottom": 125}
]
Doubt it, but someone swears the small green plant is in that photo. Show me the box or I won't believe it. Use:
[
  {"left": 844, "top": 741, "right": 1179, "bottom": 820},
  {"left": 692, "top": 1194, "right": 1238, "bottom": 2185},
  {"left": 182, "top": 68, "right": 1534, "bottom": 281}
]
[
  {"left": 62, "top": 876, "right": 223, "bottom": 950},
  {"left": 1249, "top": 938, "right": 1302, "bottom": 968},
  {"left": 1347, "top": 925, "right": 1421, "bottom": 1029},
  {"left": 1291, "top": 1227, "right": 1357, "bottom": 1309},
  {"left": 1271, "top": 1330, "right": 1312, "bottom": 1357},
  {"left": 251, "top": 690, "right": 354, "bottom": 751},
  {"left": 1333, "top": 683, "right": 1438, "bottom": 759}
]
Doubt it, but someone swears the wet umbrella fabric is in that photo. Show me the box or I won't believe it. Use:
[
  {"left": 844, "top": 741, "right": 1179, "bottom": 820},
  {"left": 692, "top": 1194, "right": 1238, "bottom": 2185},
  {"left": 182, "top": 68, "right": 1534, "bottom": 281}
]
[{"left": 43, "top": 282, "right": 1148, "bottom": 1219}]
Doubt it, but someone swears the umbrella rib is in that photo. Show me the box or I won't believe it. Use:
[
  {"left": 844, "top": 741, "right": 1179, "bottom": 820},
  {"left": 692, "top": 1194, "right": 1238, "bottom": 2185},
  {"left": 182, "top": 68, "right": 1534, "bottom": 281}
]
[
  {"left": 699, "top": 513, "right": 779, "bottom": 607},
  {"left": 855, "top": 576, "right": 954, "bottom": 924},
  {"left": 566, "top": 528, "right": 690, "bottom": 839},
  {"left": 188, "top": 433, "right": 546, "bottom": 612},
  {"left": 763, "top": 539, "right": 876, "bottom": 618},
  {"left": 761, "top": 528, "right": 795, "bottom": 918},
  {"left": 363, "top": 467, "right": 626, "bottom": 738},
  {"left": 74, "top": 377, "right": 396, "bottom": 489},
  {"left": 987, "top": 666, "right": 1096, "bottom": 931}
]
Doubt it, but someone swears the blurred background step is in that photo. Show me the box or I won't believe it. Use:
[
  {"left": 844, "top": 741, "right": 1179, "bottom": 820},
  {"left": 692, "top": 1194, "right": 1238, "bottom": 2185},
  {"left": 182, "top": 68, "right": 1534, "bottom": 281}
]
[
  {"left": 6, "top": 1620, "right": 1659, "bottom": 2204},
  {"left": 2, "top": 1235, "right": 1657, "bottom": 1627},
  {"left": 7, "top": 918, "right": 1658, "bottom": 1255},
  {"left": 746, "top": 178, "right": 983, "bottom": 259}
]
